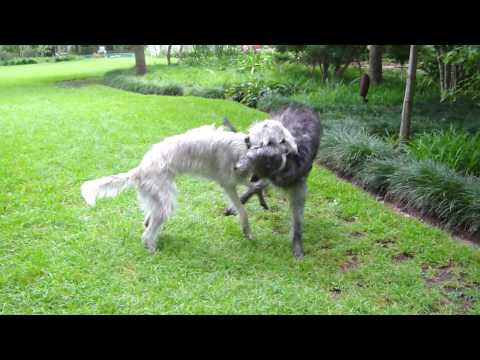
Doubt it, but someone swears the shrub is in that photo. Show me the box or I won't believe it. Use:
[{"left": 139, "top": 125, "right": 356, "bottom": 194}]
[
  {"left": 224, "top": 81, "right": 295, "bottom": 108},
  {"left": 319, "top": 125, "right": 397, "bottom": 177},
  {"left": 185, "top": 85, "right": 225, "bottom": 99},
  {"left": 104, "top": 71, "right": 184, "bottom": 96},
  {"left": 409, "top": 128, "right": 480, "bottom": 176}
]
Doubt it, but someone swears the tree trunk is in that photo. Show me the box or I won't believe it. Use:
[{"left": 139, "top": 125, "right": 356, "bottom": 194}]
[
  {"left": 322, "top": 62, "right": 330, "bottom": 81},
  {"left": 400, "top": 46, "right": 418, "bottom": 143},
  {"left": 336, "top": 61, "right": 352, "bottom": 78},
  {"left": 368, "top": 45, "right": 383, "bottom": 84},
  {"left": 134, "top": 45, "right": 147, "bottom": 76},
  {"left": 167, "top": 45, "right": 172, "bottom": 65}
]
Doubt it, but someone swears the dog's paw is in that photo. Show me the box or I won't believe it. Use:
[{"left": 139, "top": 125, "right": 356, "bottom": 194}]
[
  {"left": 292, "top": 245, "right": 305, "bottom": 259},
  {"left": 142, "top": 238, "right": 157, "bottom": 253},
  {"left": 243, "top": 230, "right": 253, "bottom": 241},
  {"left": 224, "top": 207, "right": 237, "bottom": 216}
]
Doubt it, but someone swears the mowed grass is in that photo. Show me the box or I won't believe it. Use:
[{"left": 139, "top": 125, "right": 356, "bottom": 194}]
[{"left": 1, "top": 59, "right": 480, "bottom": 314}]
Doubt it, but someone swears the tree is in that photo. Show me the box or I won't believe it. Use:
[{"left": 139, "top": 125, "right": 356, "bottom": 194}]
[
  {"left": 385, "top": 45, "right": 410, "bottom": 79},
  {"left": 417, "top": 45, "right": 475, "bottom": 102},
  {"left": 275, "top": 45, "right": 366, "bottom": 81},
  {"left": 133, "top": 45, "right": 147, "bottom": 76},
  {"left": 400, "top": 45, "right": 418, "bottom": 142},
  {"left": 167, "top": 45, "right": 172, "bottom": 65},
  {"left": 368, "top": 45, "right": 383, "bottom": 84}
]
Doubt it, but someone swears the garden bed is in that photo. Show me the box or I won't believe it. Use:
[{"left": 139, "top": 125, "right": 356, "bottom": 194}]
[{"left": 318, "top": 125, "right": 480, "bottom": 244}]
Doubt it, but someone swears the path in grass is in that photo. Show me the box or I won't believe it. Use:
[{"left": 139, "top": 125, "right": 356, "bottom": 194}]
[{"left": 1, "top": 59, "right": 479, "bottom": 314}]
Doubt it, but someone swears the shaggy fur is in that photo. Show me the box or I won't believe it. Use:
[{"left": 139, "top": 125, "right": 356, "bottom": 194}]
[
  {"left": 228, "top": 105, "right": 322, "bottom": 258},
  {"left": 80, "top": 123, "right": 295, "bottom": 252}
]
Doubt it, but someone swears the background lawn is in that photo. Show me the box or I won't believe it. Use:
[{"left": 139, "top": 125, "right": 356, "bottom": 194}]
[{"left": 1, "top": 59, "right": 480, "bottom": 314}]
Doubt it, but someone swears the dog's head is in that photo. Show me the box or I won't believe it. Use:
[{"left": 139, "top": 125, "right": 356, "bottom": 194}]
[
  {"left": 235, "top": 118, "right": 297, "bottom": 179},
  {"left": 244, "top": 145, "right": 287, "bottom": 179},
  {"left": 245, "top": 120, "right": 298, "bottom": 155}
]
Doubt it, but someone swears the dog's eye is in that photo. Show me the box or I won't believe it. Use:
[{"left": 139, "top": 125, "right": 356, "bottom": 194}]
[{"left": 280, "top": 139, "right": 286, "bottom": 144}]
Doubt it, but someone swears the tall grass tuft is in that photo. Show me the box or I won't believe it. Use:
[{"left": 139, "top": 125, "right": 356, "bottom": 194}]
[
  {"left": 319, "top": 126, "right": 397, "bottom": 177},
  {"left": 386, "top": 158, "right": 480, "bottom": 233},
  {"left": 409, "top": 127, "right": 480, "bottom": 177}
]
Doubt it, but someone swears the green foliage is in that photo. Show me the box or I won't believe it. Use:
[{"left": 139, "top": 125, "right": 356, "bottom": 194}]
[
  {"left": 237, "top": 50, "right": 274, "bottom": 74},
  {"left": 409, "top": 128, "right": 480, "bottom": 176},
  {"left": 384, "top": 45, "right": 410, "bottom": 66},
  {"left": 443, "top": 45, "right": 480, "bottom": 101},
  {"left": 273, "top": 51, "right": 295, "bottom": 63},
  {"left": 275, "top": 45, "right": 367, "bottom": 80},
  {"left": 77, "top": 45, "right": 98, "bottom": 55}
]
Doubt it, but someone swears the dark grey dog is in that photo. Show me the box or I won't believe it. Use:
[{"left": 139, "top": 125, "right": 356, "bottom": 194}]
[{"left": 226, "top": 105, "right": 322, "bottom": 258}]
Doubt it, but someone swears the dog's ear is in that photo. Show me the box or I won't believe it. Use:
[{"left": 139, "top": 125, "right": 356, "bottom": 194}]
[
  {"left": 245, "top": 136, "right": 251, "bottom": 149},
  {"left": 281, "top": 128, "right": 298, "bottom": 154}
]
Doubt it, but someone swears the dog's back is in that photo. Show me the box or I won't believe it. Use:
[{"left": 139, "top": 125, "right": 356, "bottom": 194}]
[{"left": 141, "top": 125, "right": 249, "bottom": 185}]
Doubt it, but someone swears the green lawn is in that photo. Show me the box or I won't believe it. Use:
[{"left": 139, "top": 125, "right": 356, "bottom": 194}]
[{"left": 1, "top": 59, "right": 479, "bottom": 314}]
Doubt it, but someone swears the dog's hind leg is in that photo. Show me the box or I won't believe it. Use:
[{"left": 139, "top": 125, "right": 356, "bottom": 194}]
[
  {"left": 139, "top": 192, "right": 164, "bottom": 251},
  {"left": 138, "top": 180, "right": 176, "bottom": 252},
  {"left": 142, "top": 213, "right": 165, "bottom": 251},
  {"left": 288, "top": 180, "right": 307, "bottom": 259},
  {"left": 223, "top": 185, "right": 252, "bottom": 240}
]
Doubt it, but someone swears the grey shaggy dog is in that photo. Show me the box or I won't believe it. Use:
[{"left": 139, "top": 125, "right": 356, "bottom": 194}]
[
  {"left": 227, "top": 105, "right": 322, "bottom": 258},
  {"left": 80, "top": 122, "right": 297, "bottom": 252}
]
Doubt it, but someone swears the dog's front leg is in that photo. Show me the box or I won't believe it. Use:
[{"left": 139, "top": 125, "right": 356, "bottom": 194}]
[
  {"left": 224, "top": 179, "right": 270, "bottom": 216},
  {"left": 288, "top": 180, "right": 307, "bottom": 259},
  {"left": 223, "top": 185, "right": 252, "bottom": 240}
]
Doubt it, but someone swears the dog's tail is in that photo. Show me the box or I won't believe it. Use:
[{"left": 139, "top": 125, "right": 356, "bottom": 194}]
[
  {"left": 222, "top": 117, "right": 238, "bottom": 133},
  {"left": 80, "top": 168, "right": 139, "bottom": 207}
]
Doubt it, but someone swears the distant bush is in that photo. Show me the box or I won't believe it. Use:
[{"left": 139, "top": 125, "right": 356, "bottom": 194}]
[
  {"left": 54, "top": 55, "right": 79, "bottom": 62},
  {"left": 0, "top": 58, "right": 37, "bottom": 66},
  {"left": 0, "top": 49, "right": 14, "bottom": 61}
]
